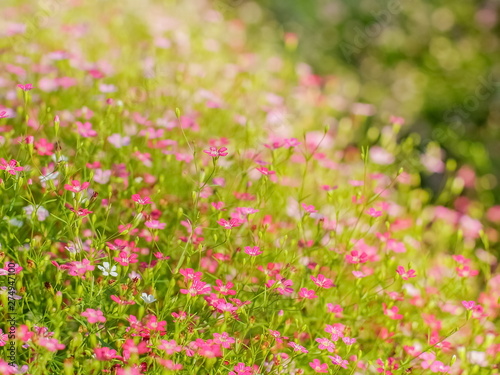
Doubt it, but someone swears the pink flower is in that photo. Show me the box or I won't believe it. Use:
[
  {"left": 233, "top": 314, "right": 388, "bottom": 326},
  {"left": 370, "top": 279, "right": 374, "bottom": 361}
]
[
  {"left": 345, "top": 250, "right": 368, "bottom": 264},
  {"left": 67, "top": 259, "right": 94, "bottom": 276},
  {"left": 35, "top": 138, "right": 54, "bottom": 156},
  {"left": 328, "top": 355, "right": 348, "bottom": 369},
  {"left": 366, "top": 207, "right": 382, "bottom": 217},
  {"left": 309, "top": 359, "right": 328, "bottom": 373},
  {"left": 342, "top": 337, "right": 356, "bottom": 345},
  {"left": 256, "top": 167, "right": 275, "bottom": 175},
  {"left": 17, "top": 83, "right": 33, "bottom": 91},
  {"left": 299, "top": 288, "right": 318, "bottom": 299},
  {"left": 38, "top": 338, "right": 65, "bottom": 351},
  {"left": 326, "top": 303, "right": 343, "bottom": 317},
  {"left": 456, "top": 266, "right": 479, "bottom": 277},
  {"left": 316, "top": 338, "right": 336, "bottom": 352},
  {"left": 383, "top": 304, "right": 404, "bottom": 320},
  {"left": 179, "top": 268, "right": 203, "bottom": 282},
  {"left": 311, "top": 274, "right": 334, "bottom": 288},
  {"left": 325, "top": 323, "right": 345, "bottom": 341},
  {"left": 217, "top": 218, "right": 243, "bottom": 229},
  {"left": 132, "top": 194, "right": 152, "bottom": 205},
  {"left": 158, "top": 339, "right": 182, "bottom": 355},
  {"left": 396, "top": 266, "right": 416, "bottom": 280},
  {"left": 180, "top": 280, "right": 211, "bottom": 296},
  {"left": 214, "top": 280, "right": 236, "bottom": 296},
  {"left": 95, "top": 347, "right": 119, "bottom": 360},
  {"left": 81, "top": 308, "right": 106, "bottom": 324},
  {"left": 244, "top": 246, "right": 262, "bottom": 256},
  {"left": 145, "top": 220, "right": 166, "bottom": 229},
  {"left": 0, "top": 159, "right": 24, "bottom": 175},
  {"left": 0, "top": 111, "right": 8, "bottom": 119},
  {"left": 302, "top": 203, "right": 317, "bottom": 213},
  {"left": 114, "top": 252, "right": 139, "bottom": 266},
  {"left": 64, "top": 180, "right": 90, "bottom": 193},
  {"left": 203, "top": 146, "right": 228, "bottom": 158},
  {"left": 269, "top": 329, "right": 289, "bottom": 343},
  {"left": 462, "top": 300, "right": 477, "bottom": 310},
  {"left": 213, "top": 332, "right": 235, "bottom": 349},
  {"left": 430, "top": 360, "right": 451, "bottom": 372},
  {"left": 76, "top": 121, "right": 97, "bottom": 137},
  {"left": 288, "top": 342, "right": 308, "bottom": 353}
]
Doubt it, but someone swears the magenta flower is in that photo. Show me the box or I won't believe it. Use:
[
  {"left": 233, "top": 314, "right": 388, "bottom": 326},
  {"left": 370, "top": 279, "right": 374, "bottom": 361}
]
[
  {"left": 158, "top": 339, "right": 182, "bottom": 355},
  {"left": 342, "top": 337, "right": 356, "bottom": 345},
  {"left": 113, "top": 251, "right": 139, "bottom": 266},
  {"left": 35, "top": 138, "right": 54, "bottom": 156},
  {"left": 345, "top": 250, "right": 368, "bottom": 264},
  {"left": 328, "top": 355, "right": 348, "bottom": 369},
  {"left": 366, "top": 207, "right": 382, "bottom": 217},
  {"left": 64, "top": 180, "right": 90, "bottom": 193},
  {"left": 17, "top": 83, "right": 33, "bottom": 91},
  {"left": 383, "top": 304, "right": 404, "bottom": 320},
  {"left": 203, "top": 146, "right": 228, "bottom": 158},
  {"left": 256, "top": 167, "right": 275, "bottom": 175},
  {"left": 0, "top": 159, "right": 24, "bottom": 175},
  {"left": 316, "top": 338, "right": 336, "bottom": 352},
  {"left": 76, "top": 121, "right": 97, "bottom": 137},
  {"left": 0, "top": 111, "right": 8, "bottom": 119},
  {"left": 94, "top": 347, "right": 119, "bottom": 360},
  {"left": 179, "top": 268, "right": 203, "bottom": 282},
  {"left": 145, "top": 220, "right": 166, "bottom": 229},
  {"left": 288, "top": 341, "right": 308, "bottom": 353},
  {"left": 311, "top": 274, "right": 334, "bottom": 289},
  {"left": 81, "top": 308, "right": 106, "bottom": 324},
  {"left": 302, "top": 203, "right": 317, "bottom": 213},
  {"left": 244, "top": 246, "right": 262, "bottom": 256},
  {"left": 309, "top": 359, "right": 328, "bottom": 373},
  {"left": 456, "top": 266, "right": 479, "bottom": 277},
  {"left": 299, "top": 288, "right": 318, "bottom": 299},
  {"left": 213, "top": 332, "right": 235, "bottom": 349},
  {"left": 38, "top": 338, "right": 65, "bottom": 351},
  {"left": 396, "top": 266, "right": 416, "bottom": 280},
  {"left": 214, "top": 280, "right": 236, "bottom": 296},
  {"left": 217, "top": 218, "right": 243, "bottom": 229},
  {"left": 325, "top": 323, "right": 345, "bottom": 341},
  {"left": 67, "top": 259, "right": 95, "bottom": 276},
  {"left": 132, "top": 194, "right": 152, "bottom": 205},
  {"left": 462, "top": 300, "right": 477, "bottom": 310},
  {"left": 180, "top": 280, "right": 211, "bottom": 296}
]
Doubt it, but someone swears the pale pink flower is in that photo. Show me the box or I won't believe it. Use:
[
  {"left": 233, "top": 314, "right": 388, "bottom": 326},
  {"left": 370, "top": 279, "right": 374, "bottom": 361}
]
[{"left": 81, "top": 308, "right": 106, "bottom": 323}]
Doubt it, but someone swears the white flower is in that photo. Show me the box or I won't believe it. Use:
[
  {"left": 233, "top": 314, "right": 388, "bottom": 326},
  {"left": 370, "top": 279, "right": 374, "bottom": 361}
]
[
  {"left": 141, "top": 293, "right": 156, "bottom": 304},
  {"left": 97, "top": 262, "right": 118, "bottom": 277}
]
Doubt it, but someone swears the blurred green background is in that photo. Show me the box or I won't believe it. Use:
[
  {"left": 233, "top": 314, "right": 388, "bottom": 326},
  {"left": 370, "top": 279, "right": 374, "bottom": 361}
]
[{"left": 220, "top": 0, "right": 500, "bottom": 204}]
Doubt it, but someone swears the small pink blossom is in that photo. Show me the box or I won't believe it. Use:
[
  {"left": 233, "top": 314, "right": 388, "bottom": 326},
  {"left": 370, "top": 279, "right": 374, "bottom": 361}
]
[
  {"left": 244, "top": 246, "right": 262, "bottom": 256},
  {"left": 217, "top": 218, "right": 243, "bottom": 229},
  {"left": 462, "top": 300, "right": 477, "bottom": 310},
  {"left": 203, "top": 146, "right": 228, "bottom": 158},
  {"left": 299, "top": 288, "right": 318, "bottom": 299},
  {"left": 81, "top": 308, "right": 106, "bottom": 324},
  {"left": 311, "top": 274, "right": 334, "bottom": 288},
  {"left": 38, "top": 338, "right": 65, "bottom": 351},
  {"left": 0, "top": 159, "right": 24, "bottom": 175},
  {"left": 366, "top": 207, "right": 382, "bottom": 217},
  {"left": 17, "top": 83, "right": 33, "bottom": 91},
  {"left": 396, "top": 266, "right": 416, "bottom": 280},
  {"left": 145, "top": 220, "right": 166, "bottom": 229},
  {"left": 132, "top": 194, "right": 152, "bottom": 205},
  {"left": 64, "top": 180, "right": 90, "bottom": 193},
  {"left": 309, "top": 359, "right": 328, "bottom": 373},
  {"left": 345, "top": 250, "right": 368, "bottom": 264},
  {"left": 288, "top": 341, "right": 308, "bottom": 353}
]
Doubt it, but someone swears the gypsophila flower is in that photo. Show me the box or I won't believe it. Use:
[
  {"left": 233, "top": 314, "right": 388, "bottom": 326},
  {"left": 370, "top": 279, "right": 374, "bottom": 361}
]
[
  {"left": 97, "top": 262, "right": 118, "bottom": 277},
  {"left": 141, "top": 293, "right": 156, "bottom": 303}
]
